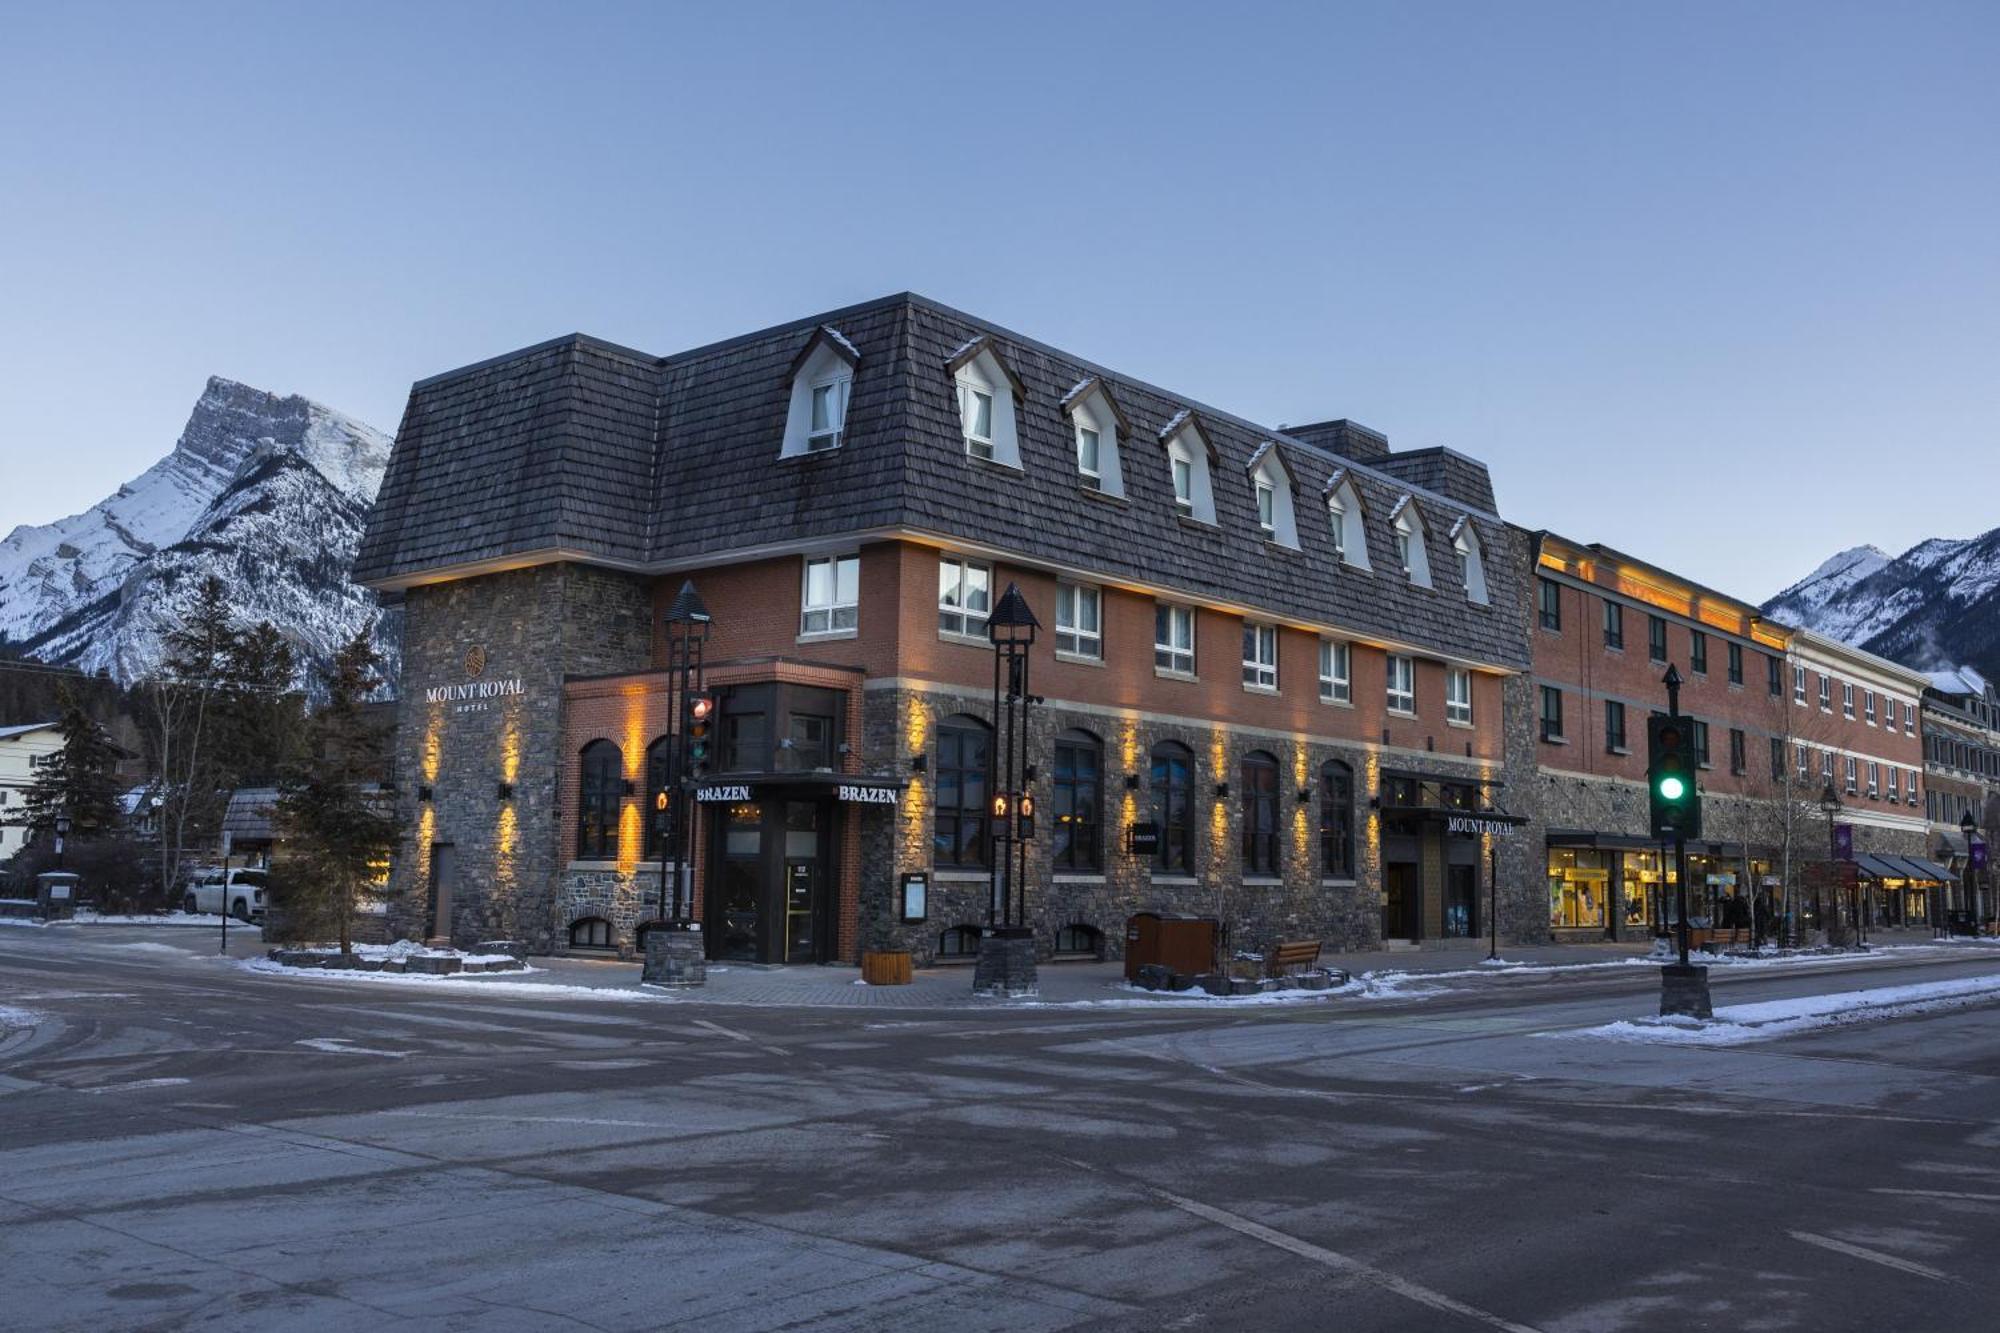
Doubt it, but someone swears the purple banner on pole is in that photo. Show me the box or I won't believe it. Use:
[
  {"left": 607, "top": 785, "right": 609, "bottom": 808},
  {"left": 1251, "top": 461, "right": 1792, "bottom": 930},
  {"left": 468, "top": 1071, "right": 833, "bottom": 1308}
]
[
  {"left": 1834, "top": 824, "right": 1853, "bottom": 860},
  {"left": 1974, "top": 840, "right": 1989, "bottom": 872}
]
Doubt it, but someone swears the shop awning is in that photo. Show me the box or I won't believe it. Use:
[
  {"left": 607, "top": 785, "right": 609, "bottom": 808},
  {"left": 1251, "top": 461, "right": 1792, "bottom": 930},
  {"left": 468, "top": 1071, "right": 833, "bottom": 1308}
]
[
  {"left": 1854, "top": 854, "right": 1910, "bottom": 881},
  {"left": 1547, "top": 829, "right": 1659, "bottom": 851},
  {"left": 1891, "top": 855, "right": 1957, "bottom": 884}
]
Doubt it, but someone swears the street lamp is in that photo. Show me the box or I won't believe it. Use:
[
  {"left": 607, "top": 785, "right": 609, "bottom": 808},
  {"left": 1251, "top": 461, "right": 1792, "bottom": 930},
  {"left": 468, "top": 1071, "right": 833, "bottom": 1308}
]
[
  {"left": 1819, "top": 784, "right": 1842, "bottom": 946},
  {"left": 661, "top": 579, "right": 712, "bottom": 929},
  {"left": 1962, "top": 810, "right": 1982, "bottom": 934},
  {"left": 53, "top": 813, "right": 71, "bottom": 874},
  {"left": 977, "top": 582, "right": 1041, "bottom": 998}
]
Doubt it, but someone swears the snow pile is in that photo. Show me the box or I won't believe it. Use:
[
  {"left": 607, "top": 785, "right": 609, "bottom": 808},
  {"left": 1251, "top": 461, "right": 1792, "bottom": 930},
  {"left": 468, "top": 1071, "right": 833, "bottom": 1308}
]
[
  {"left": 65, "top": 910, "right": 262, "bottom": 929},
  {"left": 287, "top": 940, "right": 519, "bottom": 966},
  {"left": 0, "top": 1004, "right": 44, "bottom": 1031},
  {"left": 1564, "top": 973, "right": 2000, "bottom": 1046}
]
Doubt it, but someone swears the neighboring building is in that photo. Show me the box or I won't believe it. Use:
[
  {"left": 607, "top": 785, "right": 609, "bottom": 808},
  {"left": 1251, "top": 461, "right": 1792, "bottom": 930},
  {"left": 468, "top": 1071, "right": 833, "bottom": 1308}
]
[
  {"left": 1921, "top": 666, "right": 2000, "bottom": 912},
  {"left": 355, "top": 293, "right": 1532, "bottom": 962},
  {"left": 0, "top": 721, "right": 61, "bottom": 862}
]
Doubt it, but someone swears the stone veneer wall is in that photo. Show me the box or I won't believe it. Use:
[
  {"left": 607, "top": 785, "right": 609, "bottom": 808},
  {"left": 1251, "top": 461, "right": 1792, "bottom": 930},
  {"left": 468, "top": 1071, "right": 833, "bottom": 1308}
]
[
  {"left": 385, "top": 563, "right": 652, "bottom": 951},
  {"left": 860, "top": 682, "right": 1514, "bottom": 965}
]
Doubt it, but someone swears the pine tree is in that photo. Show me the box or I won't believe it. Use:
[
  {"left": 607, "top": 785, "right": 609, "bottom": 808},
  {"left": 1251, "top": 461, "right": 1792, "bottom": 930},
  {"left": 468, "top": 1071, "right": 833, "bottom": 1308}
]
[
  {"left": 275, "top": 632, "right": 400, "bottom": 954},
  {"left": 218, "top": 620, "right": 305, "bottom": 786},
  {"left": 24, "top": 683, "right": 124, "bottom": 843}
]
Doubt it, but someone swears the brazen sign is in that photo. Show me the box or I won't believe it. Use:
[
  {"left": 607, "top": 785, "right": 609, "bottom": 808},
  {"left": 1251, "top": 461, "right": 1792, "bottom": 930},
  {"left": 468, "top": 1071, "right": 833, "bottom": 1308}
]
[{"left": 695, "top": 781, "right": 902, "bottom": 804}]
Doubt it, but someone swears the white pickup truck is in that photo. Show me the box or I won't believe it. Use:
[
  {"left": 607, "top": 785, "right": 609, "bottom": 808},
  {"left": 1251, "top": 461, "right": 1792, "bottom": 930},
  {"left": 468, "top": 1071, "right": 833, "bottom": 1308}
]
[{"left": 182, "top": 868, "right": 268, "bottom": 922}]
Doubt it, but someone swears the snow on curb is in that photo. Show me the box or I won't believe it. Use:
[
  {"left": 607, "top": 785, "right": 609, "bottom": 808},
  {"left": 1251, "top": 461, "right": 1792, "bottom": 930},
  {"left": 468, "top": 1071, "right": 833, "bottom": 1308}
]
[
  {"left": 1558, "top": 974, "right": 2000, "bottom": 1046},
  {"left": 234, "top": 956, "right": 693, "bottom": 1004}
]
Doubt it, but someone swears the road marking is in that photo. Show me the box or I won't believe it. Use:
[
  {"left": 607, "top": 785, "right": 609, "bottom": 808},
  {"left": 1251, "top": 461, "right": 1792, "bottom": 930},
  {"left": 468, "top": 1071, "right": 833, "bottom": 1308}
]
[
  {"left": 79, "top": 1077, "right": 191, "bottom": 1094},
  {"left": 1149, "top": 1187, "right": 1544, "bottom": 1332},
  {"left": 1872, "top": 1187, "right": 2000, "bottom": 1202},
  {"left": 294, "top": 1037, "right": 410, "bottom": 1059},
  {"left": 1788, "top": 1231, "right": 1952, "bottom": 1281},
  {"left": 692, "top": 1018, "right": 788, "bottom": 1057},
  {"left": 380, "top": 1109, "right": 677, "bottom": 1130}
]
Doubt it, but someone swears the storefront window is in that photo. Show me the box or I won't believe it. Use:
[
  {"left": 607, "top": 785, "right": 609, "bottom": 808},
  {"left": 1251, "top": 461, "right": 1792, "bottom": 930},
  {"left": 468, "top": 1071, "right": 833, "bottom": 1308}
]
[
  {"left": 1547, "top": 848, "right": 1610, "bottom": 929},
  {"left": 933, "top": 716, "right": 991, "bottom": 869},
  {"left": 1150, "top": 742, "right": 1195, "bottom": 873},
  {"left": 1052, "top": 729, "right": 1102, "bottom": 872}
]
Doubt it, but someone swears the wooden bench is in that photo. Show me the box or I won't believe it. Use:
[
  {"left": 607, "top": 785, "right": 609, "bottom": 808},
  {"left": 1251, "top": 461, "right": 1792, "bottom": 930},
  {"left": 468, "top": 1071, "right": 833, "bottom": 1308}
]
[{"left": 1267, "top": 939, "right": 1322, "bottom": 978}]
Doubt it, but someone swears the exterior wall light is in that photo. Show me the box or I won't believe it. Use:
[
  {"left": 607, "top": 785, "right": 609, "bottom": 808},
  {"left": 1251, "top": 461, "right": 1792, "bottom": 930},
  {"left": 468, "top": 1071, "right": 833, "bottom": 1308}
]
[
  {"left": 417, "top": 785, "right": 434, "bottom": 802},
  {"left": 1125, "top": 773, "right": 1140, "bottom": 790},
  {"left": 496, "top": 782, "right": 515, "bottom": 801},
  {"left": 910, "top": 754, "right": 927, "bottom": 773},
  {"left": 1214, "top": 782, "right": 1230, "bottom": 799}
]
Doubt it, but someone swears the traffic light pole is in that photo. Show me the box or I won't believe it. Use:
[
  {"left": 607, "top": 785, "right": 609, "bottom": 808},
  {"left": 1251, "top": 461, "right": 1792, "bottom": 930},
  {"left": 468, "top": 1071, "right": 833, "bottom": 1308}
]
[{"left": 1656, "top": 665, "right": 1711, "bottom": 1019}]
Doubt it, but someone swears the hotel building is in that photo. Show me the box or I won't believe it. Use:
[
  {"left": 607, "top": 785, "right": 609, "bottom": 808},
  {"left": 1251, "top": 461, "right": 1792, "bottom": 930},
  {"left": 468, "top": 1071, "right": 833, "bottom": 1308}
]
[{"left": 353, "top": 294, "right": 1532, "bottom": 963}]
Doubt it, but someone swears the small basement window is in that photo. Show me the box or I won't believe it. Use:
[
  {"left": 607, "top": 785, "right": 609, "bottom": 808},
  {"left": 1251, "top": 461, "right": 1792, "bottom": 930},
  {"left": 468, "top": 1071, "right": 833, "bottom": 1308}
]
[
  {"left": 937, "top": 924, "right": 983, "bottom": 962},
  {"left": 1052, "top": 923, "right": 1103, "bottom": 960},
  {"left": 569, "top": 917, "right": 615, "bottom": 953}
]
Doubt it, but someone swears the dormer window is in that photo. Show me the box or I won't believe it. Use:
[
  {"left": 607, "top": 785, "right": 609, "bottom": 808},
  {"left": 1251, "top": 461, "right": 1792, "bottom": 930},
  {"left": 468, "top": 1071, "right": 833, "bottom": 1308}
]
[
  {"left": 1452, "top": 519, "right": 1489, "bottom": 605},
  {"left": 780, "top": 326, "right": 860, "bottom": 459},
  {"left": 1390, "top": 497, "right": 1432, "bottom": 587},
  {"left": 1247, "top": 442, "right": 1299, "bottom": 548},
  {"left": 1324, "top": 475, "right": 1370, "bottom": 571},
  {"left": 947, "top": 334, "right": 1025, "bottom": 469},
  {"left": 1159, "top": 411, "right": 1216, "bottom": 523},
  {"left": 1060, "top": 376, "right": 1128, "bottom": 497}
]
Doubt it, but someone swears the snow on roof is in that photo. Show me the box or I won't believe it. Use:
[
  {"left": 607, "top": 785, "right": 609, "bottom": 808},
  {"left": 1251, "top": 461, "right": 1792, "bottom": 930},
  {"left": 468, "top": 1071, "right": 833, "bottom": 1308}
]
[
  {"left": 945, "top": 333, "right": 987, "bottom": 364},
  {"left": 1928, "top": 666, "right": 1990, "bottom": 696},
  {"left": 1448, "top": 514, "right": 1470, "bottom": 541},
  {"left": 1322, "top": 468, "right": 1348, "bottom": 495},
  {"left": 1245, "top": 440, "right": 1273, "bottom": 471},
  {"left": 1387, "top": 494, "right": 1413, "bottom": 523},
  {"left": 0, "top": 720, "right": 59, "bottom": 742},
  {"left": 1157, "top": 408, "right": 1192, "bottom": 441},
  {"left": 1059, "top": 376, "right": 1096, "bottom": 409},
  {"left": 819, "top": 325, "right": 860, "bottom": 361}
]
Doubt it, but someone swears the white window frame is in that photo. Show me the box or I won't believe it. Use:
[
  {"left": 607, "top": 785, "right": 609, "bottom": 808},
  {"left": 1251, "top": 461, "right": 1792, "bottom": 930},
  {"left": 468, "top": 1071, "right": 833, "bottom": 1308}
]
[
  {"left": 1455, "top": 525, "right": 1489, "bottom": 604},
  {"left": 1793, "top": 664, "right": 1807, "bottom": 704},
  {"left": 1819, "top": 674, "right": 1832, "bottom": 710},
  {"left": 1242, "top": 623, "right": 1278, "bottom": 691},
  {"left": 964, "top": 385, "right": 996, "bottom": 459},
  {"left": 806, "top": 376, "right": 849, "bottom": 453},
  {"left": 1889, "top": 767, "right": 1900, "bottom": 800},
  {"left": 937, "top": 555, "right": 992, "bottom": 638},
  {"left": 1905, "top": 702, "right": 1916, "bottom": 730},
  {"left": 780, "top": 336, "right": 857, "bottom": 459},
  {"left": 1055, "top": 582, "right": 1102, "bottom": 660},
  {"left": 1445, "top": 667, "right": 1473, "bottom": 725},
  {"left": 1318, "top": 639, "right": 1351, "bottom": 705},
  {"left": 1386, "top": 654, "right": 1416, "bottom": 715},
  {"left": 1867, "top": 762, "right": 1879, "bottom": 798},
  {"left": 1864, "top": 689, "right": 1876, "bottom": 724},
  {"left": 1326, "top": 480, "right": 1371, "bottom": 571},
  {"left": 1155, "top": 603, "right": 1196, "bottom": 676},
  {"left": 1844, "top": 755, "right": 1858, "bottom": 795},
  {"left": 1796, "top": 743, "right": 1810, "bottom": 781},
  {"left": 1077, "top": 425, "right": 1102, "bottom": 490},
  {"left": 1393, "top": 505, "right": 1432, "bottom": 588},
  {"left": 799, "top": 554, "right": 859, "bottom": 637},
  {"left": 1842, "top": 683, "right": 1855, "bottom": 719},
  {"left": 1822, "top": 750, "right": 1835, "bottom": 783}
]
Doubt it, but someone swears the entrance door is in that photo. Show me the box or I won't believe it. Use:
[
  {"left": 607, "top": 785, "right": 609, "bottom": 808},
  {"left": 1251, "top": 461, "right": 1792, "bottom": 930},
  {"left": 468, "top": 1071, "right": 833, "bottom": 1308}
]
[
  {"left": 428, "top": 843, "right": 455, "bottom": 943},
  {"left": 1383, "top": 862, "right": 1419, "bottom": 940},
  {"left": 712, "top": 803, "right": 763, "bottom": 962},
  {"left": 781, "top": 802, "right": 824, "bottom": 963},
  {"left": 1444, "top": 864, "right": 1477, "bottom": 938}
]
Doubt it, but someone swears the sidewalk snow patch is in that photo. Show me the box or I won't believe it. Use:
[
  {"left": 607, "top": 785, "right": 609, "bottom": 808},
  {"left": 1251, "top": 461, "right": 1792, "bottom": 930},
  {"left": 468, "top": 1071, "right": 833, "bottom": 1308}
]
[{"left": 1561, "top": 973, "right": 2000, "bottom": 1046}]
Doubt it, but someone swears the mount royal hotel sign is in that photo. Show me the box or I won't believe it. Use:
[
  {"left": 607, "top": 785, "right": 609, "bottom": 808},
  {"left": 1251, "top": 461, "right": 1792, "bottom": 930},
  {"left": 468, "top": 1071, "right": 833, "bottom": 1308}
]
[{"left": 426, "top": 647, "right": 525, "bottom": 714}]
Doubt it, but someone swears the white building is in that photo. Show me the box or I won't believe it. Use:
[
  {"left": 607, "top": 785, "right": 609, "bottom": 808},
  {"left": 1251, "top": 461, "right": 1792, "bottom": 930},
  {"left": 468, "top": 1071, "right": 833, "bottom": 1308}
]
[{"left": 0, "top": 721, "right": 62, "bottom": 861}]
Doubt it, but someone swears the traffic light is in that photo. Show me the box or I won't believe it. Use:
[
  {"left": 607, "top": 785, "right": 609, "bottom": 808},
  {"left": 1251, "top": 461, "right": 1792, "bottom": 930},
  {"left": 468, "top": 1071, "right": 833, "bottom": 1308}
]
[
  {"left": 1647, "top": 713, "right": 1702, "bottom": 840},
  {"left": 1016, "top": 792, "right": 1035, "bottom": 841},
  {"left": 686, "top": 694, "right": 714, "bottom": 776}
]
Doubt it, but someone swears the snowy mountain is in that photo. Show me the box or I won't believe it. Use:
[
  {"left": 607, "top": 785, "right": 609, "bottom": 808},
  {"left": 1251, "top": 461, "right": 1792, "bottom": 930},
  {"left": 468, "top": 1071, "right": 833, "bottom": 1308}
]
[
  {"left": 0, "top": 377, "right": 399, "bottom": 691},
  {"left": 1762, "top": 530, "right": 2000, "bottom": 683}
]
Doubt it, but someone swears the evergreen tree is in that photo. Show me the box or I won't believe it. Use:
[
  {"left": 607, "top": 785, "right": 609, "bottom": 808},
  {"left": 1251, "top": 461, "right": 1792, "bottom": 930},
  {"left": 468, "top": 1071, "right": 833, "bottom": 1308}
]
[
  {"left": 24, "top": 683, "right": 124, "bottom": 843},
  {"left": 218, "top": 620, "right": 305, "bottom": 786},
  {"left": 275, "top": 632, "right": 399, "bottom": 954}
]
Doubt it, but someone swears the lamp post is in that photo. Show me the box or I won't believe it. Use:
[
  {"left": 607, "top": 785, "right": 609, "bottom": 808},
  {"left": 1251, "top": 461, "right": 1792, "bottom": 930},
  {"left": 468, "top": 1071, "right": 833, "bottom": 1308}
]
[
  {"left": 1819, "top": 784, "right": 1843, "bottom": 947},
  {"left": 977, "top": 583, "right": 1041, "bottom": 997},
  {"left": 661, "top": 580, "right": 711, "bottom": 929},
  {"left": 53, "top": 813, "right": 70, "bottom": 874},
  {"left": 1963, "top": 811, "right": 1982, "bottom": 935}
]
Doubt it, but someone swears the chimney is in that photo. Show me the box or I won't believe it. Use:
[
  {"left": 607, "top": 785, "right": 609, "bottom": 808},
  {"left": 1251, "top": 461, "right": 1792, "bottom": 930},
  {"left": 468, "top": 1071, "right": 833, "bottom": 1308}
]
[{"left": 1283, "top": 418, "right": 1389, "bottom": 463}]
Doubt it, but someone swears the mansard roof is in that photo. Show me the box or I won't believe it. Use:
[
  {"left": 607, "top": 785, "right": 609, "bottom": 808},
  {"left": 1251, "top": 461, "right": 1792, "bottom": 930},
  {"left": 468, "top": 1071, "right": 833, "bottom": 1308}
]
[{"left": 356, "top": 293, "right": 1527, "bottom": 670}]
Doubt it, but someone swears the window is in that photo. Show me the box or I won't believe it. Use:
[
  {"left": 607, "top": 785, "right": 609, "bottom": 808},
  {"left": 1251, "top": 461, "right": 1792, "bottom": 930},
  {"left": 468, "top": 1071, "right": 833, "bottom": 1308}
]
[
  {"left": 1842, "top": 683, "right": 1855, "bottom": 719},
  {"left": 965, "top": 387, "right": 995, "bottom": 458},
  {"left": 1256, "top": 477, "right": 1274, "bottom": 530},
  {"left": 1240, "top": 751, "right": 1280, "bottom": 876},
  {"left": 937, "top": 556, "right": 991, "bottom": 637},
  {"left": 1908, "top": 772, "right": 1919, "bottom": 806},
  {"left": 1605, "top": 699, "right": 1627, "bottom": 753},
  {"left": 1867, "top": 762, "right": 1879, "bottom": 798},
  {"left": 786, "top": 713, "right": 833, "bottom": 771},
  {"left": 1888, "top": 767, "right": 1900, "bottom": 801},
  {"left": 1052, "top": 729, "right": 1102, "bottom": 873},
  {"left": 1770, "top": 736, "right": 1785, "bottom": 782},
  {"left": 1242, "top": 623, "right": 1278, "bottom": 690},
  {"left": 1446, "top": 668, "right": 1473, "bottom": 725},
  {"left": 1053, "top": 923, "right": 1103, "bottom": 958},
  {"left": 1540, "top": 686, "right": 1564, "bottom": 741},
  {"left": 951, "top": 339, "right": 1022, "bottom": 467},
  {"left": 568, "top": 917, "right": 615, "bottom": 952},
  {"left": 576, "top": 739, "right": 623, "bottom": 860},
  {"left": 1819, "top": 674, "right": 1832, "bottom": 710},
  {"left": 1392, "top": 502, "right": 1432, "bottom": 587},
  {"left": 1162, "top": 417, "right": 1216, "bottom": 522},
  {"left": 1797, "top": 743, "right": 1810, "bottom": 781},
  {"left": 1319, "top": 761, "right": 1354, "bottom": 880},
  {"left": 1905, "top": 702, "right": 1916, "bottom": 730},
  {"left": 1538, "top": 578, "right": 1561, "bottom": 631},
  {"left": 1767, "top": 655, "right": 1782, "bottom": 697},
  {"left": 1692, "top": 720, "right": 1710, "bottom": 768},
  {"left": 1326, "top": 480, "right": 1371, "bottom": 570},
  {"left": 1319, "top": 639, "right": 1351, "bottom": 704},
  {"left": 933, "top": 717, "right": 990, "bottom": 869},
  {"left": 780, "top": 329, "right": 858, "bottom": 458},
  {"left": 1822, "top": 749, "right": 1834, "bottom": 784},
  {"left": 1386, "top": 654, "right": 1416, "bottom": 714},
  {"left": 1250, "top": 448, "right": 1300, "bottom": 547},
  {"left": 1171, "top": 456, "right": 1193, "bottom": 513},
  {"left": 1844, "top": 755, "right": 1858, "bottom": 795},
  {"left": 642, "top": 736, "right": 674, "bottom": 860},
  {"left": 1883, "top": 699, "right": 1897, "bottom": 732},
  {"left": 1864, "top": 690, "right": 1876, "bottom": 723},
  {"left": 1055, "top": 582, "right": 1101, "bottom": 659},
  {"left": 1454, "top": 523, "right": 1489, "bottom": 604},
  {"left": 1155, "top": 603, "right": 1196, "bottom": 675},
  {"left": 1729, "top": 728, "right": 1746, "bottom": 775},
  {"left": 1078, "top": 426, "right": 1102, "bottom": 489},
  {"left": 1150, "top": 741, "right": 1195, "bottom": 873},
  {"left": 1794, "top": 664, "right": 1807, "bottom": 703},
  {"left": 800, "top": 554, "right": 859, "bottom": 636},
  {"left": 1690, "top": 631, "right": 1708, "bottom": 675},
  {"left": 937, "top": 925, "right": 982, "bottom": 959},
  {"left": 1727, "top": 642, "right": 1743, "bottom": 686},
  {"left": 1649, "top": 616, "right": 1668, "bottom": 663},
  {"left": 1603, "top": 601, "right": 1624, "bottom": 650}
]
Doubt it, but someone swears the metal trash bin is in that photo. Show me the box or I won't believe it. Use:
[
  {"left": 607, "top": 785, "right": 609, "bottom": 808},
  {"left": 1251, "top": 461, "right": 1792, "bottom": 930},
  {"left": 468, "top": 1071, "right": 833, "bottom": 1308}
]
[
  {"left": 1948, "top": 910, "right": 1978, "bottom": 938},
  {"left": 1124, "top": 912, "right": 1221, "bottom": 981}
]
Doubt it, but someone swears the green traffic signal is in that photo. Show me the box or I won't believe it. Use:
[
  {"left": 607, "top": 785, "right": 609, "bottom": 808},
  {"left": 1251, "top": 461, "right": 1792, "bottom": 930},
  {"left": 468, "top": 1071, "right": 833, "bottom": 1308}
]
[{"left": 1658, "top": 774, "right": 1685, "bottom": 801}]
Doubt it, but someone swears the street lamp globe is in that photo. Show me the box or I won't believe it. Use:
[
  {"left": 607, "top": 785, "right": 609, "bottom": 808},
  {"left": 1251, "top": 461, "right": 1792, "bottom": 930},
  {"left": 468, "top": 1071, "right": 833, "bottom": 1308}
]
[{"left": 1818, "top": 784, "right": 1841, "bottom": 819}]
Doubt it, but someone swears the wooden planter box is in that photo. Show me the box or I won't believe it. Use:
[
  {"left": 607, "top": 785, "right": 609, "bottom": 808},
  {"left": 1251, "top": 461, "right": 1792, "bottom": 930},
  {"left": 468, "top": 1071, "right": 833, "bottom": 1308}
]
[{"left": 860, "top": 950, "right": 913, "bottom": 986}]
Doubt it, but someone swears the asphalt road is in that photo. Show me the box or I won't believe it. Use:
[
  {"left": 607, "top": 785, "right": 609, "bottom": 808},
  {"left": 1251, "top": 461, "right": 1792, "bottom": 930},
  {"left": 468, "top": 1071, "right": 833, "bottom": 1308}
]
[{"left": 6, "top": 931, "right": 2000, "bottom": 1332}]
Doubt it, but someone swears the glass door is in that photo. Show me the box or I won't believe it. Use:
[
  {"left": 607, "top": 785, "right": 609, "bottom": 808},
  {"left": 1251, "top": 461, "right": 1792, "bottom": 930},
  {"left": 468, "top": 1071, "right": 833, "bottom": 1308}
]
[
  {"left": 713, "top": 803, "right": 763, "bottom": 962},
  {"left": 782, "top": 801, "right": 823, "bottom": 963}
]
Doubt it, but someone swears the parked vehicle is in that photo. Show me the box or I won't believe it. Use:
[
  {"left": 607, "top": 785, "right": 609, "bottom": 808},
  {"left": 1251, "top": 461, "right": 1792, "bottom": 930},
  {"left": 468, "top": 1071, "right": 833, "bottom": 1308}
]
[{"left": 182, "top": 867, "right": 268, "bottom": 922}]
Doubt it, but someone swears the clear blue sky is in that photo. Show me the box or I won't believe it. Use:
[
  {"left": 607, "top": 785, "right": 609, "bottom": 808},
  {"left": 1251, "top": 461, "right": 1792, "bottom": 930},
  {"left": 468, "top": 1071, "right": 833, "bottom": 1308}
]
[{"left": 4, "top": 1, "right": 1994, "bottom": 598}]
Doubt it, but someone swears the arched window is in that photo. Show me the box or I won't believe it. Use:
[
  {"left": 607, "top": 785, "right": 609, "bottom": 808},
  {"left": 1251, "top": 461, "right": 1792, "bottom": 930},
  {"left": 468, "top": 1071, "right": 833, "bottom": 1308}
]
[
  {"left": 937, "top": 924, "right": 983, "bottom": 960},
  {"left": 642, "top": 735, "right": 674, "bottom": 861},
  {"left": 1053, "top": 923, "right": 1103, "bottom": 959},
  {"left": 1241, "top": 750, "right": 1280, "bottom": 876},
  {"left": 568, "top": 916, "right": 615, "bottom": 952},
  {"left": 1149, "top": 741, "right": 1195, "bottom": 874},
  {"left": 576, "top": 740, "right": 624, "bottom": 860},
  {"left": 1320, "top": 760, "right": 1355, "bottom": 880},
  {"left": 1052, "top": 728, "right": 1102, "bottom": 872},
  {"left": 933, "top": 716, "right": 991, "bottom": 869}
]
